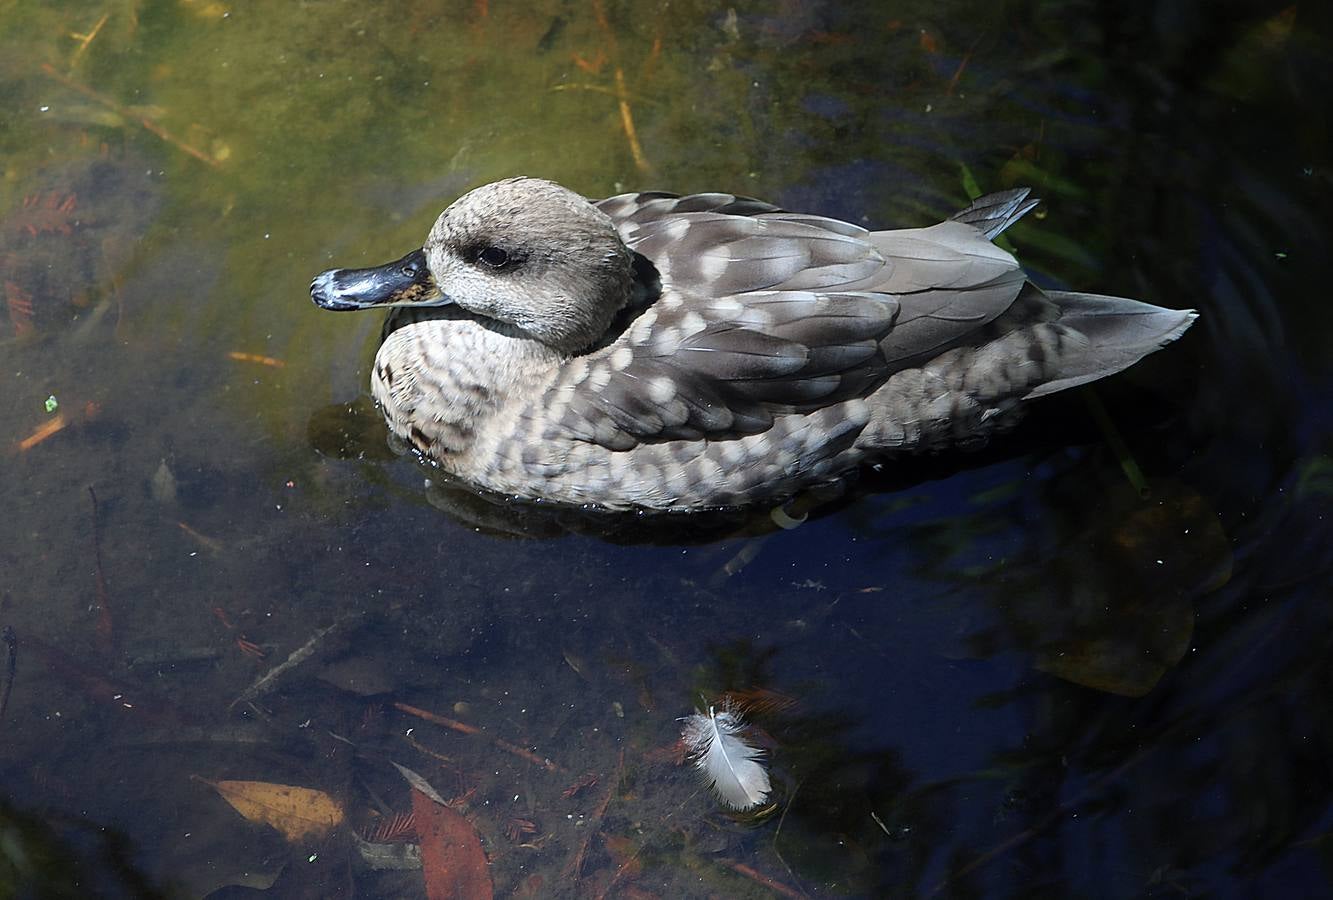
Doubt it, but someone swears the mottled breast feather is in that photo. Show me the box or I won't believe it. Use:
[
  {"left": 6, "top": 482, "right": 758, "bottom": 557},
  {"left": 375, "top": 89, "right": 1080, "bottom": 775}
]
[{"left": 548, "top": 193, "right": 1032, "bottom": 451}]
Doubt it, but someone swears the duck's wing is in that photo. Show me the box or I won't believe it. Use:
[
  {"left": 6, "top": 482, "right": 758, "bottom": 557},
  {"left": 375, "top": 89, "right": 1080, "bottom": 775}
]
[
  {"left": 555, "top": 199, "right": 1034, "bottom": 450},
  {"left": 549, "top": 288, "right": 900, "bottom": 449},
  {"left": 596, "top": 191, "right": 781, "bottom": 228}
]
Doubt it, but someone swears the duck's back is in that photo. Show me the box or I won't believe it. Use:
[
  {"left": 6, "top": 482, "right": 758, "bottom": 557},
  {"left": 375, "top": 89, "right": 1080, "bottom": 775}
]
[{"left": 525, "top": 189, "right": 1192, "bottom": 450}]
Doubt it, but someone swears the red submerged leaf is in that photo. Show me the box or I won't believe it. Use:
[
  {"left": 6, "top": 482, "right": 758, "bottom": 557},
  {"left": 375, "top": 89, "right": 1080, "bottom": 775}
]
[
  {"left": 13, "top": 191, "right": 79, "bottom": 237},
  {"left": 411, "top": 786, "right": 493, "bottom": 900}
]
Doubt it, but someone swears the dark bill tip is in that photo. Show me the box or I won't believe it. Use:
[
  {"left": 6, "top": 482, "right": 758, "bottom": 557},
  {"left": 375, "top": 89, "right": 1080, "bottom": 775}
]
[{"left": 310, "top": 248, "right": 445, "bottom": 311}]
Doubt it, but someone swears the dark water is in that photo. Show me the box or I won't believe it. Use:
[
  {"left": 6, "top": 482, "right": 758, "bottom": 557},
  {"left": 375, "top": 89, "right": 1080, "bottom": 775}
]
[{"left": 1, "top": 1, "right": 1330, "bottom": 897}]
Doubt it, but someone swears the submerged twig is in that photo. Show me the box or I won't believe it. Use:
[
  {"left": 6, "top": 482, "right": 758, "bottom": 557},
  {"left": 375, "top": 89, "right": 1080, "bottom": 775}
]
[
  {"left": 772, "top": 778, "right": 803, "bottom": 883},
  {"left": 593, "top": 833, "right": 645, "bottom": 900},
  {"left": 227, "top": 351, "right": 285, "bottom": 368},
  {"left": 946, "top": 33, "right": 986, "bottom": 97},
  {"left": 722, "top": 859, "right": 808, "bottom": 899},
  {"left": 568, "top": 749, "right": 623, "bottom": 881},
  {"left": 15, "top": 414, "right": 67, "bottom": 452},
  {"left": 88, "top": 487, "right": 114, "bottom": 647},
  {"left": 588, "top": 0, "right": 650, "bottom": 172},
  {"left": 40, "top": 64, "right": 220, "bottom": 167},
  {"left": 177, "top": 521, "right": 225, "bottom": 554},
  {"left": 613, "top": 67, "right": 649, "bottom": 173},
  {"left": 394, "top": 700, "right": 561, "bottom": 772},
  {"left": 549, "top": 82, "right": 630, "bottom": 99},
  {"left": 126, "top": 646, "right": 222, "bottom": 670},
  {"left": 229, "top": 615, "right": 353, "bottom": 710},
  {"left": 68, "top": 12, "right": 110, "bottom": 66},
  {"left": 403, "top": 731, "right": 454, "bottom": 765},
  {"left": 0, "top": 627, "right": 17, "bottom": 724}
]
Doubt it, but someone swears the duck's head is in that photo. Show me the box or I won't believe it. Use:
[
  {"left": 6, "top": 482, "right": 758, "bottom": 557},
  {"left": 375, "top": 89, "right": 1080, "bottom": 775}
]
[{"left": 311, "top": 177, "right": 635, "bottom": 354}]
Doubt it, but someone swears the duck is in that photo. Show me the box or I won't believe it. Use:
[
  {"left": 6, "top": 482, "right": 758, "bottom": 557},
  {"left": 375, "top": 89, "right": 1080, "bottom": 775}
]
[{"left": 310, "top": 177, "right": 1196, "bottom": 511}]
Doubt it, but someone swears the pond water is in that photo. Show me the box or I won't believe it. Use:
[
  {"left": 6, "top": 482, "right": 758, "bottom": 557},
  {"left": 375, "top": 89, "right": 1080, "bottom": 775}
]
[{"left": 1, "top": 1, "right": 1330, "bottom": 897}]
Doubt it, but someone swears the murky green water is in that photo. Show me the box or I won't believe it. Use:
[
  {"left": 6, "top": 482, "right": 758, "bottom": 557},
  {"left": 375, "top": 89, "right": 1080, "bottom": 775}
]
[{"left": 1, "top": 1, "right": 1330, "bottom": 897}]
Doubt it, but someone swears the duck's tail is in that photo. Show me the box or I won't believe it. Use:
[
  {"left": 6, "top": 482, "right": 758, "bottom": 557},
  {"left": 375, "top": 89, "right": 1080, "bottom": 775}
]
[
  {"left": 1022, "top": 291, "right": 1198, "bottom": 399},
  {"left": 942, "top": 192, "right": 1198, "bottom": 394},
  {"left": 855, "top": 286, "right": 1197, "bottom": 454},
  {"left": 932, "top": 283, "right": 1198, "bottom": 405},
  {"left": 949, "top": 188, "right": 1040, "bottom": 240}
]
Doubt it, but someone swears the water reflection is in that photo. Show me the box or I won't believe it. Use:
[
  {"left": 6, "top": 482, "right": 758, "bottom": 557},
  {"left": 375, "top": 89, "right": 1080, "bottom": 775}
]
[{"left": 0, "top": 1, "right": 1330, "bottom": 897}]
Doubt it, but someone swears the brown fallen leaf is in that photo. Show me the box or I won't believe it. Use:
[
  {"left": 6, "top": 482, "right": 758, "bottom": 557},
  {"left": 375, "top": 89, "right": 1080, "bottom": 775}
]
[
  {"left": 199, "top": 777, "right": 343, "bottom": 843},
  {"left": 412, "top": 786, "right": 493, "bottom": 900}
]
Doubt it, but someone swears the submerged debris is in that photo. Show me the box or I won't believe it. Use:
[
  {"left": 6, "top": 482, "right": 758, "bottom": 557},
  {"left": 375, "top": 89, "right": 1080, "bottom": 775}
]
[
  {"left": 0, "top": 626, "right": 16, "bottom": 724},
  {"left": 150, "top": 458, "right": 178, "bottom": 504},
  {"left": 229, "top": 614, "right": 359, "bottom": 710}
]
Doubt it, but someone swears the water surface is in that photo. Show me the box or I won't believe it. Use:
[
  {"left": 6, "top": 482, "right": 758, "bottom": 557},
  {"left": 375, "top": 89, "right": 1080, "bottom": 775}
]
[{"left": 1, "top": 1, "right": 1330, "bottom": 897}]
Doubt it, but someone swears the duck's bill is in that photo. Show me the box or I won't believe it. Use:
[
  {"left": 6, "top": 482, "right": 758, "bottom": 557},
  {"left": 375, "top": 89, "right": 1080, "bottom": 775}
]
[{"left": 310, "top": 249, "right": 448, "bottom": 311}]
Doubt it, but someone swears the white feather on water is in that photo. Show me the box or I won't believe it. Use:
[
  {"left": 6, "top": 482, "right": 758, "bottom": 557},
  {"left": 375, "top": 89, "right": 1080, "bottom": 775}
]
[{"left": 680, "top": 704, "right": 771, "bottom": 811}]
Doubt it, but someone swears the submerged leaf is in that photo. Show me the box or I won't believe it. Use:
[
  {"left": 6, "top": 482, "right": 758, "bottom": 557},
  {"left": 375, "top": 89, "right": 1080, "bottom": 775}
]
[
  {"left": 411, "top": 787, "right": 493, "bottom": 900},
  {"left": 203, "top": 778, "right": 344, "bottom": 843},
  {"left": 392, "top": 761, "right": 449, "bottom": 805},
  {"left": 1035, "top": 617, "right": 1191, "bottom": 697},
  {"left": 1033, "top": 480, "right": 1229, "bottom": 696}
]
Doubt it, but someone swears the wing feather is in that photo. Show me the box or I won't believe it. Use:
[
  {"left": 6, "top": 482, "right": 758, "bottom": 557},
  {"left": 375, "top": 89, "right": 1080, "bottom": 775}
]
[{"left": 551, "top": 192, "right": 1032, "bottom": 450}]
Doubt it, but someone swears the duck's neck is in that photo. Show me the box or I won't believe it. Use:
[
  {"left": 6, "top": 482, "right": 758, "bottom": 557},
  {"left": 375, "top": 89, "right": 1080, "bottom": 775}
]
[{"left": 372, "top": 316, "right": 562, "bottom": 461}]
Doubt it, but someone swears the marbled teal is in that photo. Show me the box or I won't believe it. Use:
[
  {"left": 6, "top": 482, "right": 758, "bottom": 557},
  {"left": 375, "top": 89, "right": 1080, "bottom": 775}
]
[{"left": 311, "top": 177, "right": 1196, "bottom": 511}]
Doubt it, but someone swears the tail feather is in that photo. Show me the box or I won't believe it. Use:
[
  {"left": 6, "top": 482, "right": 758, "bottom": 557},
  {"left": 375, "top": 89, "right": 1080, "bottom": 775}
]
[
  {"left": 949, "top": 189, "right": 1040, "bottom": 240},
  {"left": 1024, "top": 292, "right": 1198, "bottom": 399}
]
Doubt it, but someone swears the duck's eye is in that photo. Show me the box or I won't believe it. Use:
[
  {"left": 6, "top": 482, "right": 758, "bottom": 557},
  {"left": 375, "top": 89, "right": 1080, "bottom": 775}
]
[{"left": 477, "top": 246, "right": 509, "bottom": 268}]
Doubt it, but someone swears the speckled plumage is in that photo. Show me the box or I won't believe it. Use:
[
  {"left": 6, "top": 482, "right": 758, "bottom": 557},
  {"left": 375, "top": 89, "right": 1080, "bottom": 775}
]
[{"left": 312, "top": 177, "right": 1196, "bottom": 511}]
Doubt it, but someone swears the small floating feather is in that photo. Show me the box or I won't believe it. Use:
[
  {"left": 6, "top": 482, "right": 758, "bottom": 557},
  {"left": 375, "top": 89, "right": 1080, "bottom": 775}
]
[{"left": 681, "top": 704, "right": 771, "bottom": 811}]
